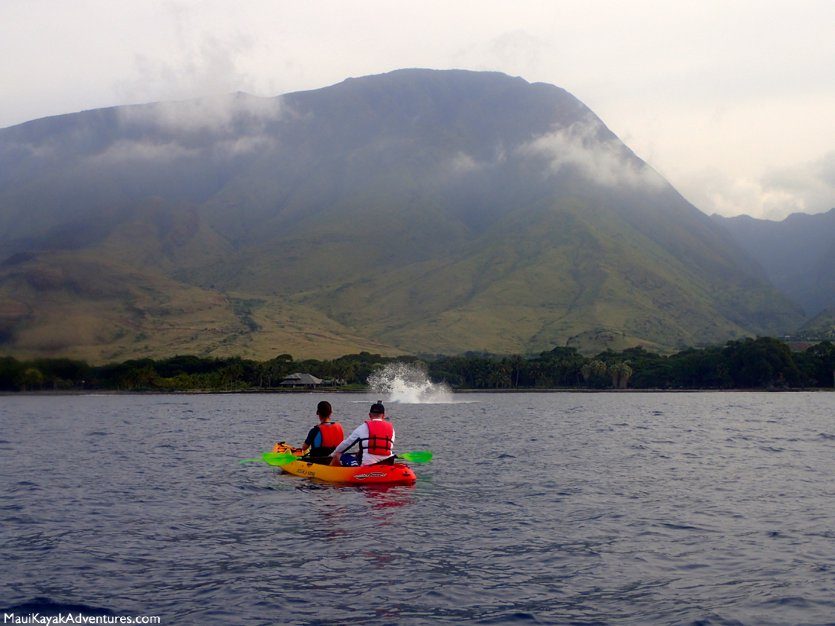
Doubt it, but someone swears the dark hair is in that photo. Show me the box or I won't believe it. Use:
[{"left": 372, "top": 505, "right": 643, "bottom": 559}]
[
  {"left": 316, "top": 401, "right": 332, "bottom": 418},
  {"left": 369, "top": 401, "right": 385, "bottom": 414}
]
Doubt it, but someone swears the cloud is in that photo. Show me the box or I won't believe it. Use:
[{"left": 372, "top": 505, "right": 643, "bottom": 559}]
[
  {"left": 118, "top": 93, "right": 285, "bottom": 134},
  {"left": 86, "top": 134, "right": 279, "bottom": 165},
  {"left": 682, "top": 172, "right": 803, "bottom": 219},
  {"left": 454, "top": 30, "right": 548, "bottom": 75},
  {"left": 761, "top": 152, "right": 835, "bottom": 216},
  {"left": 107, "top": 93, "right": 287, "bottom": 161},
  {"left": 448, "top": 152, "right": 481, "bottom": 174},
  {"left": 518, "top": 118, "right": 666, "bottom": 189},
  {"left": 87, "top": 139, "right": 200, "bottom": 164},
  {"left": 0, "top": 91, "right": 286, "bottom": 171},
  {"left": 683, "top": 152, "right": 835, "bottom": 220},
  {"left": 113, "top": 0, "right": 262, "bottom": 106},
  {"left": 445, "top": 147, "right": 508, "bottom": 175}
]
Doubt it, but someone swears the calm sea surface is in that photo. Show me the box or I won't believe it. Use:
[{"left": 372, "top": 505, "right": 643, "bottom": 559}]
[{"left": 1, "top": 392, "right": 833, "bottom": 625}]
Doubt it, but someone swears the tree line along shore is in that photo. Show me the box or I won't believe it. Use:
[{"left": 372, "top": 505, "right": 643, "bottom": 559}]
[{"left": 1, "top": 337, "right": 833, "bottom": 393}]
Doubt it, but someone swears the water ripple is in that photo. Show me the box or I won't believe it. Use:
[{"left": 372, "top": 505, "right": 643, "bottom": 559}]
[{"left": 1, "top": 392, "right": 833, "bottom": 624}]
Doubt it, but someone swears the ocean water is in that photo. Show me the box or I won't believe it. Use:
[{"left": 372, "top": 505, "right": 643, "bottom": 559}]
[{"left": 1, "top": 391, "right": 833, "bottom": 625}]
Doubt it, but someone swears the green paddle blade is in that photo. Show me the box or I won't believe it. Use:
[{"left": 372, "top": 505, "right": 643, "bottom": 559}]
[
  {"left": 240, "top": 452, "right": 300, "bottom": 466},
  {"left": 397, "top": 450, "right": 433, "bottom": 463},
  {"left": 261, "top": 452, "right": 300, "bottom": 466}
]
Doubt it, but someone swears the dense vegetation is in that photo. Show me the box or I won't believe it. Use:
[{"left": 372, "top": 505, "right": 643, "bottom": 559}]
[{"left": 1, "top": 338, "right": 833, "bottom": 392}]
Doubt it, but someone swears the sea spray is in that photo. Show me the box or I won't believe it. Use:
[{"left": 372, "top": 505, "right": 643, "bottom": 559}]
[{"left": 368, "top": 362, "right": 453, "bottom": 404}]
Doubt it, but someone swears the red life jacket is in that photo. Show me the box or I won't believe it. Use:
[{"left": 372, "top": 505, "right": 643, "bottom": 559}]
[
  {"left": 318, "top": 422, "right": 344, "bottom": 448},
  {"left": 362, "top": 419, "right": 394, "bottom": 456}
]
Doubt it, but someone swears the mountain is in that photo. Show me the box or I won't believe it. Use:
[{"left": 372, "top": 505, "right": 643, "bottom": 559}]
[
  {"left": 796, "top": 307, "right": 835, "bottom": 341},
  {"left": 0, "top": 69, "right": 803, "bottom": 361},
  {"left": 711, "top": 209, "right": 835, "bottom": 317}
]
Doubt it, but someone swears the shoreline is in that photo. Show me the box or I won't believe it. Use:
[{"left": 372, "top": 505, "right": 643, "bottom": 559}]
[{"left": 2, "top": 387, "right": 831, "bottom": 396}]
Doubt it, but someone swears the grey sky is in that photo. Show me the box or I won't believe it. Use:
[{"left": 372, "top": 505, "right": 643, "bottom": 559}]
[{"left": 1, "top": 0, "right": 832, "bottom": 219}]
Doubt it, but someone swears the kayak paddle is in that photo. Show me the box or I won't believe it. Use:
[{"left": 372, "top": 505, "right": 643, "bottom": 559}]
[
  {"left": 239, "top": 451, "right": 299, "bottom": 466},
  {"left": 396, "top": 450, "right": 433, "bottom": 463},
  {"left": 241, "top": 450, "right": 433, "bottom": 465}
]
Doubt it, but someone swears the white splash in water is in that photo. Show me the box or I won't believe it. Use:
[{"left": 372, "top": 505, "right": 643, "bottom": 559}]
[{"left": 368, "top": 362, "right": 454, "bottom": 404}]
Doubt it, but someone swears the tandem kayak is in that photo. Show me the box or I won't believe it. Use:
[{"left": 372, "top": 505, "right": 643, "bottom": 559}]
[{"left": 271, "top": 443, "right": 417, "bottom": 485}]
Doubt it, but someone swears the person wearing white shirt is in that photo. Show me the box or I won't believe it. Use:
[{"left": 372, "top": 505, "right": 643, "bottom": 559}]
[{"left": 330, "top": 401, "right": 395, "bottom": 466}]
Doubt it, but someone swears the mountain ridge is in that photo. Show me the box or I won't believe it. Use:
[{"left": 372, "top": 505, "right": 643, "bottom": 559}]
[
  {"left": 0, "top": 69, "right": 804, "bottom": 361},
  {"left": 711, "top": 208, "right": 835, "bottom": 318}
]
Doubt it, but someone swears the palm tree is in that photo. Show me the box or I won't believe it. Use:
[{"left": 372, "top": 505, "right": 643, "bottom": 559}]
[
  {"left": 581, "top": 359, "right": 607, "bottom": 383},
  {"left": 609, "top": 362, "right": 633, "bottom": 389}
]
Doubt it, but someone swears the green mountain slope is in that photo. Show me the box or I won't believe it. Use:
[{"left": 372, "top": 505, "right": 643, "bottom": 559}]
[
  {"left": 0, "top": 69, "right": 803, "bottom": 361},
  {"left": 796, "top": 307, "right": 835, "bottom": 341},
  {"left": 712, "top": 209, "right": 835, "bottom": 317}
]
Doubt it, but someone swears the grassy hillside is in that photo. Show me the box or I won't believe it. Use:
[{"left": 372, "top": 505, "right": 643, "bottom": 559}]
[
  {"left": 291, "top": 199, "right": 771, "bottom": 355},
  {"left": 0, "top": 70, "right": 805, "bottom": 360},
  {"left": 0, "top": 253, "right": 401, "bottom": 362},
  {"left": 796, "top": 307, "right": 835, "bottom": 341}
]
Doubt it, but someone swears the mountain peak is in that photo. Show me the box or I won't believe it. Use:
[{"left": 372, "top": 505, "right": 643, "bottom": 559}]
[
  {"left": 0, "top": 70, "right": 803, "bottom": 360},
  {"left": 338, "top": 67, "right": 532, "bottom": 87}
]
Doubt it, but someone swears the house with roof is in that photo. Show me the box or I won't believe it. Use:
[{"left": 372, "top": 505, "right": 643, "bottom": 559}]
[{"left": 279, "top": 373, "right": 323, "bottom": 388}]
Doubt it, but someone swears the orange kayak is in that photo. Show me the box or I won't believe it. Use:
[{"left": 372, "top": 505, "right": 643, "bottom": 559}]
[{"left": 271, "top": 443, "right": 417, "bottom": 485}]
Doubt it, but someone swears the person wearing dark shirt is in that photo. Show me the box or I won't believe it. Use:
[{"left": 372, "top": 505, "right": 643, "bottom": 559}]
[{"left": 301, "top": 401, "right": 345, "bottom": 462}]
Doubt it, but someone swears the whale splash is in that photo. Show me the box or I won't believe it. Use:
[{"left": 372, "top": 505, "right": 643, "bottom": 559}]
[{"left": 368, "top": 362, "right": 454, "bottom": 404}]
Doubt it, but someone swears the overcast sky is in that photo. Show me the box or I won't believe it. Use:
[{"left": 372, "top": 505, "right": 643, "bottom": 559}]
[{"left": 1, "top": 0, "right": 832, "bottom": 220}]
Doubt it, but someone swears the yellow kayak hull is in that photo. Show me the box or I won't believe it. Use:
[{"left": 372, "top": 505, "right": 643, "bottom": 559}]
[{"left": 272, "top": 443, "right": 417, "bottom": 485}]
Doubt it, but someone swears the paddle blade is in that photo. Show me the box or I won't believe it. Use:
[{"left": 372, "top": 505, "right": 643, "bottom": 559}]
[
  {"left": 261, "top": 451, "right": 300, "bottom": 466},
  {"left": 398, "top": 451, "right": 433, "bottom": 463},
  {"left": 240, "top": 452, "right": 300, "bottom": 466}
]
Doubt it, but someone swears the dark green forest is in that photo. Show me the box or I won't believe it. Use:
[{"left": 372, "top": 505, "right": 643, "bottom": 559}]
[{"left": 2, "top": 337, "right": 833, "bottom": 392}]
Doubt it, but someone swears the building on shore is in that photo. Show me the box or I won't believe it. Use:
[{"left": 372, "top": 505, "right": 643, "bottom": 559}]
[{"left": 279, "top": 373, "right": 324, "bottom": 389}]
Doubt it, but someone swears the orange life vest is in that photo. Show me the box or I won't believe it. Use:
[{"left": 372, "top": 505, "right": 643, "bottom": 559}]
[
  {"left": 362, "top": 420, "right": 394, "bottom": 456},
  {"left": 318, "top": 422, "right": 344, "bottom": 448}
]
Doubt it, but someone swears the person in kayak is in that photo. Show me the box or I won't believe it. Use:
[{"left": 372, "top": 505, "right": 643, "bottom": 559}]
[
  {"left": 330, "top": 401, "right": 395, "bottom": 466},
  {"left": 300, "top": 400, "right": 345, "bottom": 462}
]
